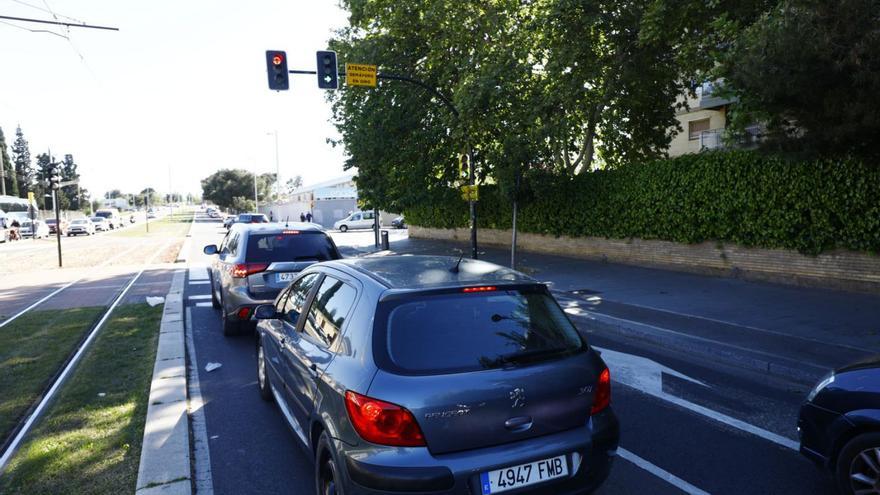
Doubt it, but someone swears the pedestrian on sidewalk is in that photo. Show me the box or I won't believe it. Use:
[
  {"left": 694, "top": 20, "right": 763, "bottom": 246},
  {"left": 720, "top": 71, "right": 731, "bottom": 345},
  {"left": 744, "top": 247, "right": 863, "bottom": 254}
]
[
  {"left": 300, "top": 212, "right": 306, "bottom": 222},
  {"left": 269, "top": 210, "right": 274, "bottom": 222},
  {"left": 306, "top": 212, "right": 312, "bottom": 223}
]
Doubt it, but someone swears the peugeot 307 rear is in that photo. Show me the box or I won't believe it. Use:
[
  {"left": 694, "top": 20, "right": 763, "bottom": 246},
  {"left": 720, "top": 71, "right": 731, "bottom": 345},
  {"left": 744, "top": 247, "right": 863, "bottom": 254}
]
[{"left": 254, "top": 255, "right": 619, "bottom": 495}]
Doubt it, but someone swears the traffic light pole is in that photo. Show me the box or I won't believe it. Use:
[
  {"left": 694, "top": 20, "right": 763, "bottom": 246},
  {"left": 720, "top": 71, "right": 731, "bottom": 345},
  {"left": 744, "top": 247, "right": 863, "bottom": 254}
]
[
  {"left": 287, "top": 67, "right": 478, "bottom": 259},
  {"left": 53, "top": 189, "right": 62, "bottom": 267}
]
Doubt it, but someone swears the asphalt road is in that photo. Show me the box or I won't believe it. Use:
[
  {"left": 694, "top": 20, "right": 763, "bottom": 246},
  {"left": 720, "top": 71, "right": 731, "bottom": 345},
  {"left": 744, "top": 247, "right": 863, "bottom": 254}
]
[{"left": 185, "top": 213, "right": 836, "bottom": 495}]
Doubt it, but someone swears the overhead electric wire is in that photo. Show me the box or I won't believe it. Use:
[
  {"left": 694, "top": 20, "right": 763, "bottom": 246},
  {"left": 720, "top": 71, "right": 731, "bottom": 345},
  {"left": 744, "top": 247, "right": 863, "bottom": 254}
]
[{"left": 0, "top": 14, "right": 118, "bottom": 31}]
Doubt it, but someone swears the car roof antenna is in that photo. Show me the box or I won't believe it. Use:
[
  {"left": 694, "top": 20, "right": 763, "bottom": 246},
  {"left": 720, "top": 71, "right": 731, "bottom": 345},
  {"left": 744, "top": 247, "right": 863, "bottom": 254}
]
[
  {"left": 285, "top": 216, "right": 289, "bottom": 228},
  {"left": 449, "top": 252, "right": 465, "bottom": 273}
]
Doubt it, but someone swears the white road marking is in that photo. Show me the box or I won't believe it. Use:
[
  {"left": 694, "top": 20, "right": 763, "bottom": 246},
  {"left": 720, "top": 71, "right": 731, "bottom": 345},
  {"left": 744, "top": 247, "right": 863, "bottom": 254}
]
[
  {"left": 189, "top": 280, "right": 210, "bottom": 285},
  {"left": 618, "top": 448, "right": 711, "bottom": 495},
  {"left": 185, "top": 307, "right": 214, "bottom": 495},
  {"left": 189, "top": 266, "right": 209, "bottom": 280},
  {"left": 188, "top": 295, "right": 212, "bottom": 300},
  {"left": 596, "top": 346, "right": 800, "bottom": 451},
  {"left": 194, "top": 302, "right": 213, "bottom": 307}
]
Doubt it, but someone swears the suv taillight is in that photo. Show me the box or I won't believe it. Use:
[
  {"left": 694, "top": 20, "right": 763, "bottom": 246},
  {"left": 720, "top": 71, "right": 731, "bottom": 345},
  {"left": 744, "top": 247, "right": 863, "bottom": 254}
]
[
  {"left": 231, "top": 263, "right": 269, "bottom": 278},
  {"left": 344, "top": 391, "right": 426, "bottom": 447},
  {"left": 591, "top": 367, "right": 611, "bottom": 414}
]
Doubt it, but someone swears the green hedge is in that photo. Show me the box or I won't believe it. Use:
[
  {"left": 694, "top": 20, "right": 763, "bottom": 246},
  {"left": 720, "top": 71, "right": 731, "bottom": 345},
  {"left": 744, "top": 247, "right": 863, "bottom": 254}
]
[{"left": 405, "top": 151, "right": 880, "bottom": 255}]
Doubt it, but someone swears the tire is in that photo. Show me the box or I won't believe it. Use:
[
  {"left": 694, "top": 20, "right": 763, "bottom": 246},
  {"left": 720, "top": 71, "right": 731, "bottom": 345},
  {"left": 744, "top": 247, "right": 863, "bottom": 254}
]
[
  {"left": 339, "top": 225, "right": 348, "bottom": 233},
  {"left": 315, "top": 432, "right": 345, "bottom": 495},
  {"left": 209, "top": 272, "right": 222, "bottom": 309},
  {"left": 221, "top": 298, "right": 239, "bottom": 336},
  {"left": 257, "top": 340, "right": 272, "bottom": 401},
  {"left": 836, "top": 432, "right": 880, "bottom": 495}
]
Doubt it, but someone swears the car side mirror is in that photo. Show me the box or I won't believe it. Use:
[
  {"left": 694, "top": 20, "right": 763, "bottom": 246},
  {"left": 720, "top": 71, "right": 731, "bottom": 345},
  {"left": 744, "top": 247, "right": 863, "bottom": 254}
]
[
  {"left": 203, "top": 244, "right": 218, "bottom": 255},
  {"left": 254, "top": 304, "right": 278, "bottom": 320}
]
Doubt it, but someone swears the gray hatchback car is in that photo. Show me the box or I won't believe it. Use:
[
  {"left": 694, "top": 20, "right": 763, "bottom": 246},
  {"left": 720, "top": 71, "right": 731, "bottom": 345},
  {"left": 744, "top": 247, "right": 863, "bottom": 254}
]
[
  {"left": 204, "top": 222, "right": 342, "bottom": 335},
  {"left": 253, "top": 255, "right": 619, "bottom": 495}
]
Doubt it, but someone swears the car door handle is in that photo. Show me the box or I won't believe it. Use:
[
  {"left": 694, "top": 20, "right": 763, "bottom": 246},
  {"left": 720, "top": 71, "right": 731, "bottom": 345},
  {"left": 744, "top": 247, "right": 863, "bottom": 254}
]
[{"left": 504, "top": 416, "right": 533, "bottom": 432}]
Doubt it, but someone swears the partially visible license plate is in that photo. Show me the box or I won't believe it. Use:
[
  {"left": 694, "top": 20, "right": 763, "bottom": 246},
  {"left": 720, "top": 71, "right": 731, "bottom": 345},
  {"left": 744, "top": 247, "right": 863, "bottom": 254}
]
[
  {"left": 275, "top": 272, "right": 295, "bottom": 283},
  {"left": 480, "top": 455, "right": 568, "bottom": 494}
]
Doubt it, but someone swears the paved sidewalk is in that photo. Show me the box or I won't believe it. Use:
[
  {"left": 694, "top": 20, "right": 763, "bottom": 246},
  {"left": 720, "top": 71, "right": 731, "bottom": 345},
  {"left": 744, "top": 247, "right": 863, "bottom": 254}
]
[{"left": 378, "top": 235, "right": 880, "bottom": 382}]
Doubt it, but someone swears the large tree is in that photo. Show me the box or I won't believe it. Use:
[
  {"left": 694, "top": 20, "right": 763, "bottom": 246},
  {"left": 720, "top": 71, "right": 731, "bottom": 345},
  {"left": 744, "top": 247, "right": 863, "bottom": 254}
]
[
  {"left": 201, "top": 169, "right": 276, "bottom": 211},
  {"left": 11, "top": 126, "right": 32, "bottom": 197},
  {"left": 33, "top": 153, "right": 51, "bottom": 209},
  {"left": 329, "top": 0, "right": 690, "bottom": 212},
  {"left": 0, "top": 126, "right": 16, "bottom": 196}
]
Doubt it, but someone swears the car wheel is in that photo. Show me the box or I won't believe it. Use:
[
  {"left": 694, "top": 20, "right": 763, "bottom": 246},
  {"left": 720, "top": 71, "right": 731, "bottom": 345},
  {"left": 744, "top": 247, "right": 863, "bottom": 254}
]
[
  {"left": 339, "top": 225, "right": 348, "bottom": 233},
  {"left": 221, "top": 298, "right": 239, "bottom": 336},
  {"left": 257, "top": 340, "right": 272, "bottom": 401},
  {"left": 315, "top": 432, "right": 345, "bottom": 495},
  {"left": 836, "top": 432, "right": 880, "bottom": 495},
  {"left": 210, "top": 274, "right": 221, "bottom": 309}
]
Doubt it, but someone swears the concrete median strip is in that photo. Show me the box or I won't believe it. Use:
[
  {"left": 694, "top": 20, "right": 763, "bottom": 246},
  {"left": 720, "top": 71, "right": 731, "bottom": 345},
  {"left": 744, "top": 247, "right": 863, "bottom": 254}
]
[{"left": 135, "top": 269, "right": 192, "bottom": 495}]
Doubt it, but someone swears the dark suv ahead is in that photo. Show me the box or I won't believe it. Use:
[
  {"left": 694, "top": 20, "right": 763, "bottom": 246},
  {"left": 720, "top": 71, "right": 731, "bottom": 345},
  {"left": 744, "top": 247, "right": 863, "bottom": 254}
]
[
  {"left": 204, "top": 222, "right": 341, "bottom": 335},
  {"left": 253, "top": 255, "right": 619, "bottom": 495}
]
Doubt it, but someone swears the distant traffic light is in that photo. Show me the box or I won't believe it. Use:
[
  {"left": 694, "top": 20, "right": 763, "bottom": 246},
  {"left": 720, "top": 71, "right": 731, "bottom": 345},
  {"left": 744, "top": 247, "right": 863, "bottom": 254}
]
[
  {"left": 48, "top": 163, "right": 62, "bottom": 190},
  {"left": 316, "top": 50, "right": 338, "bottom": 89},
  {"left": 265, "top": 50, "right": 289, "bottom": 91}
]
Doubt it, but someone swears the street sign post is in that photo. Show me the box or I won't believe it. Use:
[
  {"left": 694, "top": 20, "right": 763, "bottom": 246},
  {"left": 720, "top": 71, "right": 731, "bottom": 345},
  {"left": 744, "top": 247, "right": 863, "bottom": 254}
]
[{"left": 345, "top": 63, "right": 377, "bottom": 87}]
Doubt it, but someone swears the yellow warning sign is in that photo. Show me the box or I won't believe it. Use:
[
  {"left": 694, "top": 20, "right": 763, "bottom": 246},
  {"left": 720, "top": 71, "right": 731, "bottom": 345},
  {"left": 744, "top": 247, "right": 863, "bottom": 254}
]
[
  {"left": 460, "top": 185, "right": 479, "bottom": 201},
  {"left": 27, "top": 191, "right": 35, "bottom": 203},
  {"left": 345, "top": 63, "right": 377, "bottom": 87}
]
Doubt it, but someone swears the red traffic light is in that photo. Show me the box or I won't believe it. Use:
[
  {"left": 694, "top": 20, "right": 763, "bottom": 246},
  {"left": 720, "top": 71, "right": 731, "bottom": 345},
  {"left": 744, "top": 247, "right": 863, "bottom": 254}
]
[{"left": 272, "top": 54, "right": 283, "bottom": 66}]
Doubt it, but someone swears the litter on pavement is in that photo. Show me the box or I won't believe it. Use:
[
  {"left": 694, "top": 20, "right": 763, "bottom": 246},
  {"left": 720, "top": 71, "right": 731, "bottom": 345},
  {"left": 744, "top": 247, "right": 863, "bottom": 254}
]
[
  {"left": 205, "top": 362, "right": 222, "bottom": 372},
  {"left": 146, "top": 296, "right": 166, "bottom": 307}
]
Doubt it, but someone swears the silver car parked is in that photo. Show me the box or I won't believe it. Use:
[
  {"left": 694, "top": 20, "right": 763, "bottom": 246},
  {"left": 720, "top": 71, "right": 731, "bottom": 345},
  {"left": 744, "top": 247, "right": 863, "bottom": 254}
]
[
  {"left": 253, "top": 255, "right": 619, "bottom": 495},
  {"left": 203, "top": 222, "right": 342, "bottom": 335}
]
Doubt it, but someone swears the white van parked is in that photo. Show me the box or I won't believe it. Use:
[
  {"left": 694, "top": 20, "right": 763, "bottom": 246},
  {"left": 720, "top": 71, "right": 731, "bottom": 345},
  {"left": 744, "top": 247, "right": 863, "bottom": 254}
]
[{"left": 333, "top": 210, "right": 379, "bottom": 232}]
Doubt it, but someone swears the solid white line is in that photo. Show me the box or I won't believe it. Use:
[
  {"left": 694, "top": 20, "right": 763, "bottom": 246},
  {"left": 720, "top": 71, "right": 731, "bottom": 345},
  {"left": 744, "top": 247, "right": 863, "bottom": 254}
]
[
  {"left": 0, "top": 242, "right": 169, "bottom": 472},
  {"left": 185, "top": 306, "right": 214, "bottom": 495},
  {"left": 194, "top": 302, "right": 213, "bottom": 307},
  {"left": 646, "top": 387, "right": 799, "bottom": 451},
  {"left": 188, "top": 295, "right": 211, "bottom": 300},
  {"left": 618, "top": 448, "right": 711, "bottom": 495},
  {"left": 188, "top": 280, "right": 210, "bottom": 285}
]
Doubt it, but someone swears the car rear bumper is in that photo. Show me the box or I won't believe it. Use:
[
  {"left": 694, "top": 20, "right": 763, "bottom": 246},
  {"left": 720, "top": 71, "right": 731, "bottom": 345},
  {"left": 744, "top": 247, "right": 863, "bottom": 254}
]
[
  {"left": 339, "top": 408, "right": 619, "bottom": 495},
  {"left": 224, "top": 286, "right": 278, "bottom": 322}
]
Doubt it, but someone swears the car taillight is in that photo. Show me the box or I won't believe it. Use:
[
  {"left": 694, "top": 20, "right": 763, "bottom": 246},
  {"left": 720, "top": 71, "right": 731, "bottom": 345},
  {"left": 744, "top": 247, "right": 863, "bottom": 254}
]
[
  {"left": 591, "top": 367, "right": 611, "bottom": 414},
  {"left": 344, "top": 391, "right": 426, "bottom": 447},
  {"left": 231, "top": 263, "right": 269, "bottom": 278},
  {"left": 462, "top": 286, "right": 497, "bottom": 293}
]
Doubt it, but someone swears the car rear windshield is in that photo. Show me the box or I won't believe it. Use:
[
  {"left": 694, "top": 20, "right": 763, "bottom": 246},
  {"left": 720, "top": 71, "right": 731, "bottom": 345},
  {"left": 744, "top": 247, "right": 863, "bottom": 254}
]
[
  {"left": 245, "top": 232, "right": 340, "bottom": 263},
  {"left": 46, "top": 219, "right": 57, "bottom": 224},
  {"left": 375, "top": 287, "right": 585, "bottom": 375},
  {"left": 95, "top": 211, "right": 112, "bottom": 218},
  {"left": 72, "top": 219, "right": 89, "bottom": 224}
]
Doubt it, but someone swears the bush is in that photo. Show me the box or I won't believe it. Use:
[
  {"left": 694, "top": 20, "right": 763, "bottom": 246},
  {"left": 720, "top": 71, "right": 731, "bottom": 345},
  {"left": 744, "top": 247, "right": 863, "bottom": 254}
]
[{"left": 405, "top": 151, "right": 880, "bottom": 255}]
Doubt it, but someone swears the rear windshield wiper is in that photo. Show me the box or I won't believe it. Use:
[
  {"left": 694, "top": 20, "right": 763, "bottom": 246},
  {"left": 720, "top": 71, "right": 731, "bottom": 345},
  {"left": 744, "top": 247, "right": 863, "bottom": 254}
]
[{"left": 480, "top": 348, "right": 568, "bottom": 369}]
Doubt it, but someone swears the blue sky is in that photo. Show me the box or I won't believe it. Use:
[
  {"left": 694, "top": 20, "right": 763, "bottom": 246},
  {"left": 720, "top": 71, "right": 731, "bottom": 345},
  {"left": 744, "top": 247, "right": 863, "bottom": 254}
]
[{"left": 0, "top": 0, "right": 349, "bottom": 198}]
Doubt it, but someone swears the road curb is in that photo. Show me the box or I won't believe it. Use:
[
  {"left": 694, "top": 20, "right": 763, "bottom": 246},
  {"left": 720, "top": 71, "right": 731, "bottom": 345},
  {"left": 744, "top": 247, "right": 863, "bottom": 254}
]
[
  {"left": 175, "top": 213, "right": 196, "bottom": 264},
  {"left": 135, "top": 268, "right": 192, "bottom": 494},
  {"left": 573, "top": 309, "right": 828, "bottom": 385}
]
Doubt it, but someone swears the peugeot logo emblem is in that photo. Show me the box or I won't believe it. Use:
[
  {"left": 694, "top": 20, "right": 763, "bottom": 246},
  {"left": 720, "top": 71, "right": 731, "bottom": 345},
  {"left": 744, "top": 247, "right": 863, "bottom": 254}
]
[{"left": 510, "top": 387, "right": 526, "bottom": 408}]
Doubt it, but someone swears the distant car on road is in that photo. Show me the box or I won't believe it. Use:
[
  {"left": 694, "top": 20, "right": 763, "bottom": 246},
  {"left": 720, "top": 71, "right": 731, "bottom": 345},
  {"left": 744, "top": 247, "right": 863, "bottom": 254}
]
[
  {"left": 45, "top": 218, "right": 68, "bottom": 235},
  {"left": 333, "top": 210, "right": 378, "bottom": 232},
  {"left": 391, "top": 215, "right": 406, "bottom": 229},
  {"left": 90, "top": 216, "right": 110, "bottom": 232},
  {"left": 203, "top": 222, "right": 342, "bottom": 335},
  {"left": 94, "top": 208, "right": 122, "bottom": 229},
  {"left": 225, "top": 213, "right": 268, "bottom": 230},
  {"left": 799, "top": 356, "right": 880, "bottom": 495},
  {"left": 253, "top": 255, "right": 619, "bottom": 495},
  {"left": 67, "top": 218, "right": 96, "bottom": 236},
  {"left": 20, "top": 219, "right": 50, "bottom": 239}
]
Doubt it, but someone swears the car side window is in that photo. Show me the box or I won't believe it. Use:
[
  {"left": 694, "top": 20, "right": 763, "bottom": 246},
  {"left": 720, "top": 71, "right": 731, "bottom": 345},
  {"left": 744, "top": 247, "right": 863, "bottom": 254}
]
[
  {"left": 363, "top": 212, "right": 373, "bottom": 220},
  {"left": 351, "top": 213, "right": 361, "bottom": 221},
  {"left": 302, "top": 276, "right": 357, "bottom": 348},
  {"left": 219, "top": 233, "right": 230, "bottom": 254},
  {"left": 228, "top": 233, "right": 240, "bottom": 256},
  {"left": 280, "top": 273, "right": 320, "bottom": 326}
]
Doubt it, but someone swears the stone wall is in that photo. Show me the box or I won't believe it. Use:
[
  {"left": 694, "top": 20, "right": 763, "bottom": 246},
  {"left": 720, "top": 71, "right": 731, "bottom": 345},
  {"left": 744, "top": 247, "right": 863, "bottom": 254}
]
[{"left": 409, "top": 225, "right": 880, "bottom": 292}]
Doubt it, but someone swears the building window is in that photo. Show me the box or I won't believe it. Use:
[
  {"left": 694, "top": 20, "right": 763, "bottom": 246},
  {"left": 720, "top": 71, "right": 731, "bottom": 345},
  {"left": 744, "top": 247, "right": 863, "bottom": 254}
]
[{"left": 688, "top": 118, "right": 710, "bottom": 140}]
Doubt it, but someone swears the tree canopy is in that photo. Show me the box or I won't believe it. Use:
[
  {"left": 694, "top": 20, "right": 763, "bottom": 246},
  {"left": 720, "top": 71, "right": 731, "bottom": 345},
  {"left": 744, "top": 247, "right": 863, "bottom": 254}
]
[{"left": 201, "top": 169, "right": 276, "bottom": 211}]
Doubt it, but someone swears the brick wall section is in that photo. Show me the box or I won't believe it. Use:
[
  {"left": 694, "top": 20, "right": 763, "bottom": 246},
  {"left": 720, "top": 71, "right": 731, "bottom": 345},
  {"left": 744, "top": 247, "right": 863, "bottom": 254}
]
[{"left": 409, "top": 226, "right": 880, "bottom": 292}]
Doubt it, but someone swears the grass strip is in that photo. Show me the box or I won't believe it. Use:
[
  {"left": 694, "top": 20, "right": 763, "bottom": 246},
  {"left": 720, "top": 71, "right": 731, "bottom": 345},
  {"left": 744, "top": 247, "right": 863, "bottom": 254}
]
[
  {"left": 109, "top": 212, "right": 194, "bottom": 238},
  {"left": 0, "top": 307, "right": 105, "bottom": 440},
  {"left": 0, "top": 303, "right": 162, "bottom": 495}
]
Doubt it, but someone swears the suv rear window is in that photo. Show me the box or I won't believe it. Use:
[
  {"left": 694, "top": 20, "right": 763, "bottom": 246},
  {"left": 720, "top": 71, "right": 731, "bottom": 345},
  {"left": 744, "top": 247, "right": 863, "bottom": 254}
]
[
  {"left": 95, "top": 211, "right": 112, "bottom": 218},
  {"left": 376, "top": 287, "right": 584, "bottom": 375},
  {"left": 245, "top": 232, "right": 340, "bottom": 263}
]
